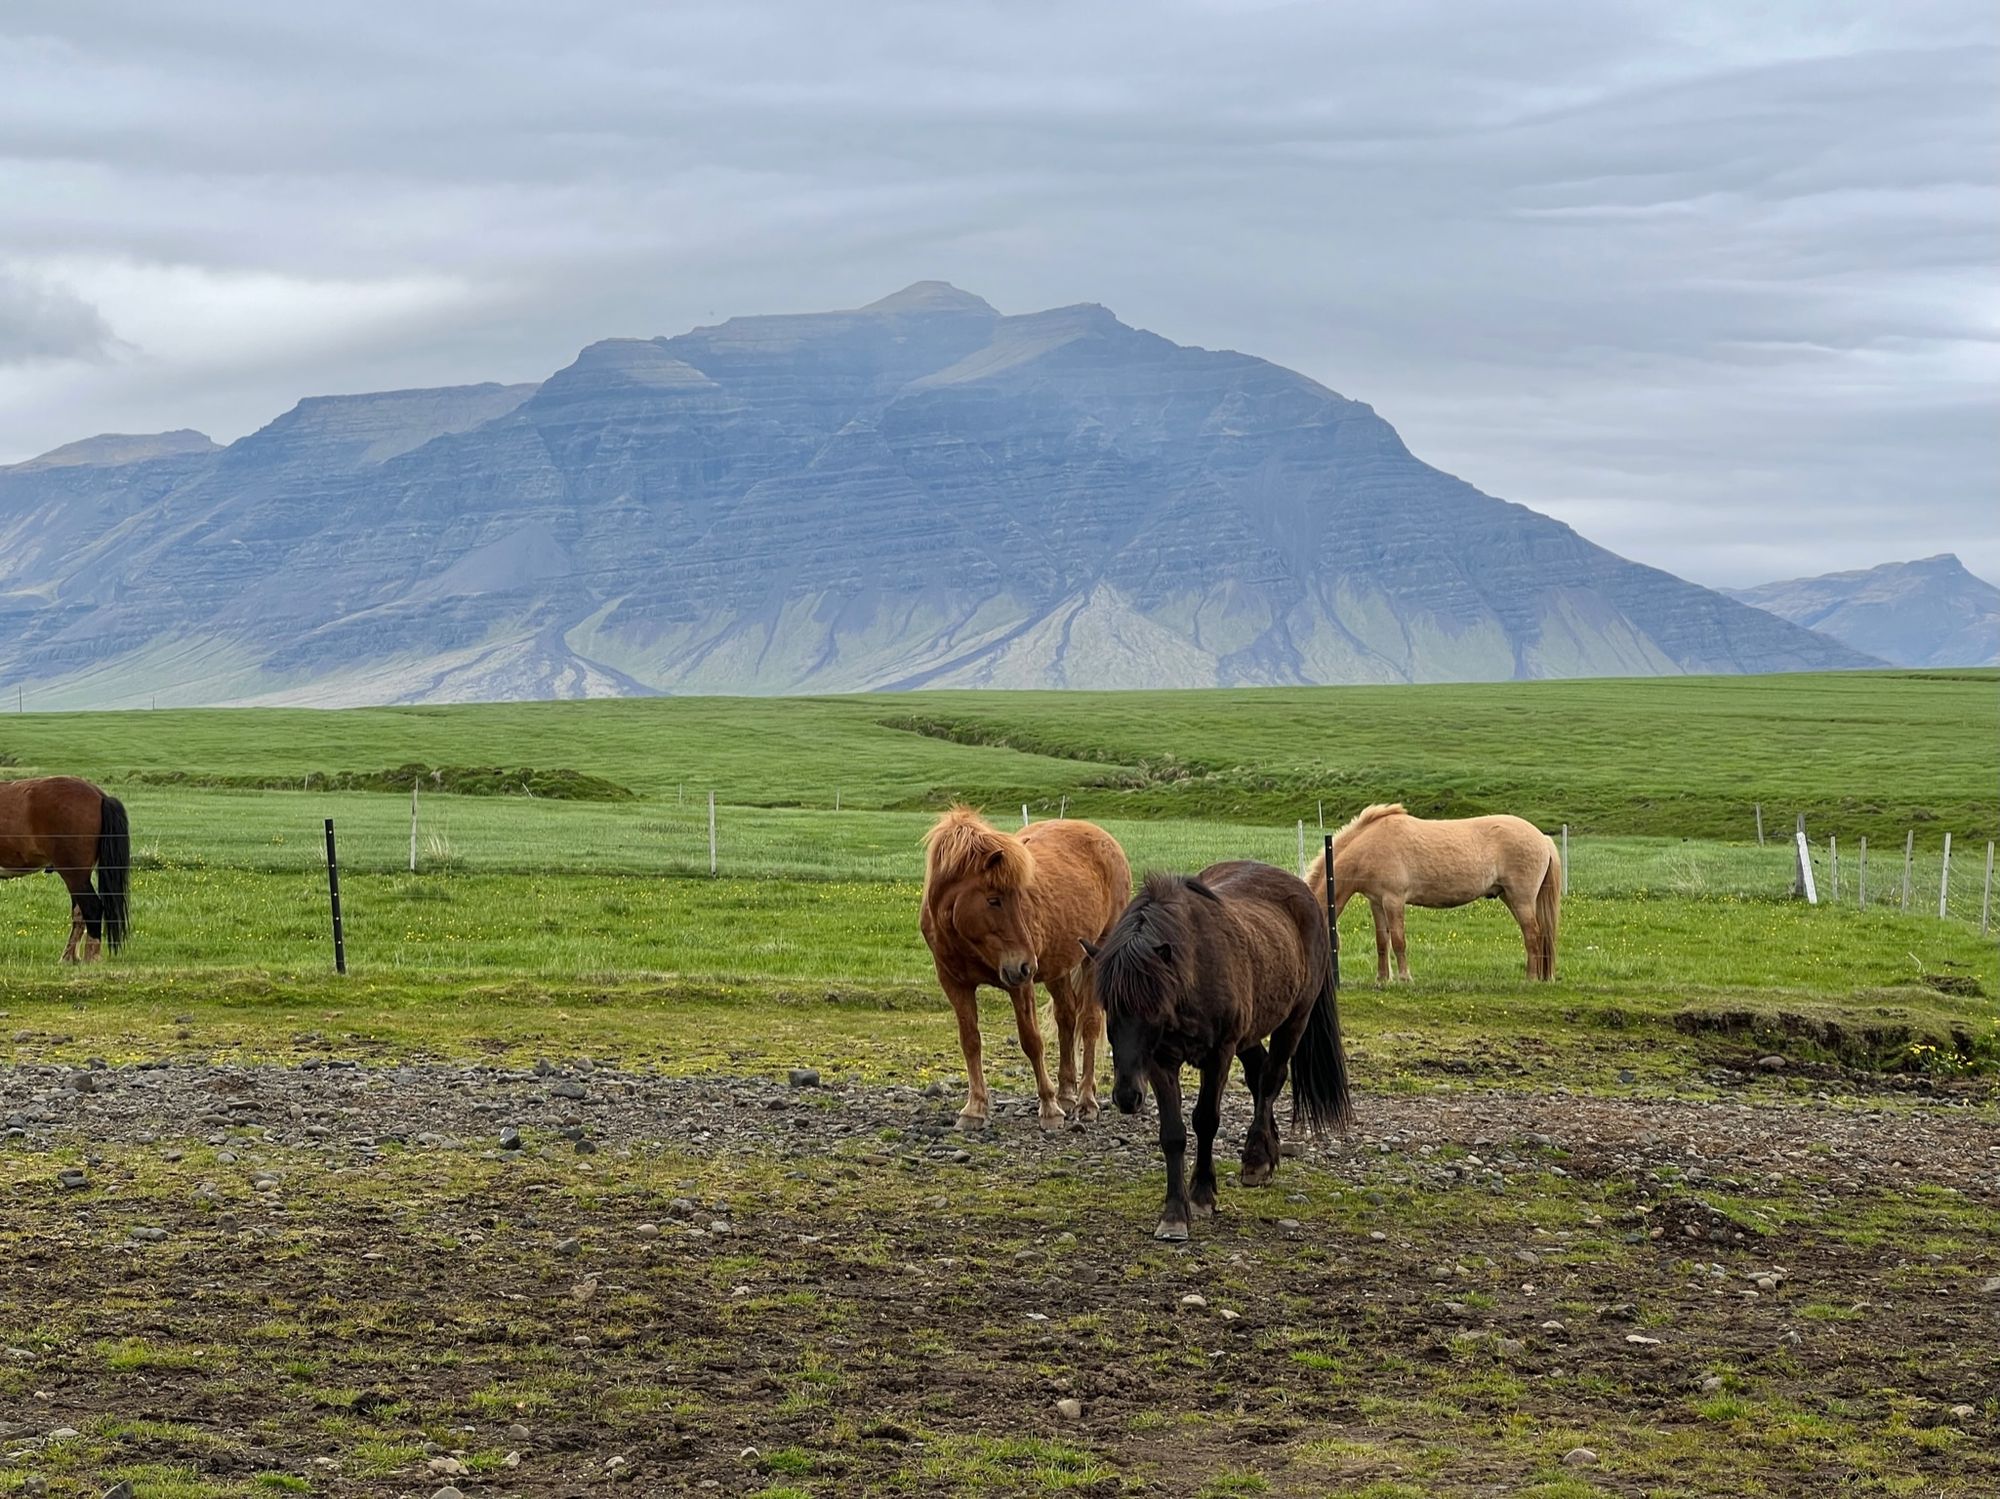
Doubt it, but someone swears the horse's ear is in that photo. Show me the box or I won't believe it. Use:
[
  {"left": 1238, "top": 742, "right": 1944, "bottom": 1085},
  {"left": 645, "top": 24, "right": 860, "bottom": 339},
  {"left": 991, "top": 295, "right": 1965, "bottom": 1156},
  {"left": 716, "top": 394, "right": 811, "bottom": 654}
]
[
  {"left": 984, "top": 849, "right": 1007, "bottom": 871},
  {"left": 1154, "top": 941, "right": 1173, "bottom": 969},
  {"left": 1079, "top": 937, "right": 1101, "bottom": 960}
]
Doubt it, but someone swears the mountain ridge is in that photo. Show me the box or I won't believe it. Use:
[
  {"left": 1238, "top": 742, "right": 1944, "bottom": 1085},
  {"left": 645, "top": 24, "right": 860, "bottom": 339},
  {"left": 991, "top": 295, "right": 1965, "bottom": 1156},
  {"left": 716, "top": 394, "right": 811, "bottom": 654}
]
[
  {"left": 1726, "top": 555, "right": 1998, "bottom": 668},
  {"left": 0, "top": 282, "right": 1877, "bottom": 707}
]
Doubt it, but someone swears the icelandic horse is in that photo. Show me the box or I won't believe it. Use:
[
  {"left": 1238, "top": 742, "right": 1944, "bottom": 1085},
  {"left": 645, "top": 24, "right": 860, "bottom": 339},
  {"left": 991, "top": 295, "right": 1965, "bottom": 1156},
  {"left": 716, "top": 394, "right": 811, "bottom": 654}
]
[
  {"left": 0, "top": 775, "right": 131, "bottom": 961},
  {"left": 920, "top": 806, "right": 1131, "bottom": 1130},
  {"left": 1306, "top": 803, "right": 1559, "bottom": 982}
]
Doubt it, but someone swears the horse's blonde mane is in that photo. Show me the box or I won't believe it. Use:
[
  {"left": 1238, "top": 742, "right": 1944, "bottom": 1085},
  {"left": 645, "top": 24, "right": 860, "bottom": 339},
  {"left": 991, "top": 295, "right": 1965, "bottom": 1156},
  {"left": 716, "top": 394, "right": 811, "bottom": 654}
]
[
  {"left": 1333, "top": 802, "right": 1407, "bottom": 843},
  {"left": 923, "top": 804, "right": 1035, "bottom": 894}
]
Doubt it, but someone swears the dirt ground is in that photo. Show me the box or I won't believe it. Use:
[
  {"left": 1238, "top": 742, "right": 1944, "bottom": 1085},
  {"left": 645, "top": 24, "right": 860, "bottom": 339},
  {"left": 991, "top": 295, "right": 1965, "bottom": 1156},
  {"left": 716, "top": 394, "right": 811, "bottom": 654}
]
[{"left": 2, "top": 1051, "right": 1997, "bottom": 1497}]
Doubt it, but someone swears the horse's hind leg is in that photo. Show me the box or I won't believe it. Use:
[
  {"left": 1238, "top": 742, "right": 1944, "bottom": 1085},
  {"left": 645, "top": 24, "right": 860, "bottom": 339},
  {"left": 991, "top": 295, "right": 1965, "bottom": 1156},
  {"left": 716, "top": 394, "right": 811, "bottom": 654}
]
[
  {"left": 57, "top": 870, "right": 89, "bottom": 963},
  {"left": 1367, "top": 899, "right": 1390, "bottom": 984},
  {"left": 79, "top": 888, "right": 105, "bottom": 962},
  {"left": 1237, "top": 1041, "right": 1279, "bottom": 1183},
  {"left": 1505, "top": 891, "right": 1542, "bottom": 980}
]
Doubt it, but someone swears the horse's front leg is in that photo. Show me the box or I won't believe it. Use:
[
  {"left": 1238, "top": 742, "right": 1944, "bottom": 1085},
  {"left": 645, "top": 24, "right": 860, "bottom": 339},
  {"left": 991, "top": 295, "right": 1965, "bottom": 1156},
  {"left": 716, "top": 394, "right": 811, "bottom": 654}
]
[
  {"left": 1188, "top": 1051, "right": 1230, "bottom": 1219},
  {"left": 1150, "top": 1063, "right": 1190, "bottom": 1241},
  {"left": 1046, "top": 971, "right": 1081, "bottom": 1115},
  {"left": 940, "top": 975, "right": 991, "bottom": 1131},
  {"left": 1368, "top": 898, "right": 1390, "bottom": 984},
  {"left": 1007, "top": 982, "right": 1064, "bottom": 1128}
]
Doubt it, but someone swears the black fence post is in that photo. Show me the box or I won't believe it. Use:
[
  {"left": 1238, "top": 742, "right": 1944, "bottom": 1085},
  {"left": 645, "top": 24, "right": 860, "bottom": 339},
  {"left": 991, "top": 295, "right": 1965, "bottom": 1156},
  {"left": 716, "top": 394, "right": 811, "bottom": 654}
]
[
  {"left": 1324, "top": 834, "right": 1338, "bottom": 991},
  {"left": 324, "top": 817, "right": 347, "bottom": 975}
]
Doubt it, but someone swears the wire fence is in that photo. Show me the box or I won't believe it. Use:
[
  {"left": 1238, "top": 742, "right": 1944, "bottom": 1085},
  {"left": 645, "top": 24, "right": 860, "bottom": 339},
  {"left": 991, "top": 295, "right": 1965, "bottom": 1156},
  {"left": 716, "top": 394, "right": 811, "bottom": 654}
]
[{"left": 2, "top": 787, "right": 1993, "bottom": 979}]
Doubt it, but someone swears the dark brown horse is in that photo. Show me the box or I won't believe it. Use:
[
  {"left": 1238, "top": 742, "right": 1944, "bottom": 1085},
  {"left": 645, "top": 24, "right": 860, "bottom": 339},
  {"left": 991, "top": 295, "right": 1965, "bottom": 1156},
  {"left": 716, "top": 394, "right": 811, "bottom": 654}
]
[
  {"left": 921, "top": 805, "right": 1132, "bottom": 1130},
  {"left": 1085, "top": 862, "right": 1353, "bottom": 1240},
  {"left": 0, "top": 776, "right": 131, "bottom": 961}
]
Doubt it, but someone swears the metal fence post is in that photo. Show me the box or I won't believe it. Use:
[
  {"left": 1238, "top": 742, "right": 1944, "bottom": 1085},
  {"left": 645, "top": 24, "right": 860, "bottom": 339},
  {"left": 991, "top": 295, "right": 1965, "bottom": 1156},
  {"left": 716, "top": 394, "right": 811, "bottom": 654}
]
[{"left": 324, "top": 818, "right": 346, "bottom": 975}]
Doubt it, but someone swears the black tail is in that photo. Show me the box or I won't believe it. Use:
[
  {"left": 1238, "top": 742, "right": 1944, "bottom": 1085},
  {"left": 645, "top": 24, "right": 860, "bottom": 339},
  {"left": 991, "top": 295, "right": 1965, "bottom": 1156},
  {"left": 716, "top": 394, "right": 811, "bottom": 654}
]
[
  {"left": 1290, "top": 951, "right": 1354, "bottom": 1136},
  {"left": 97, "top": 793, "right": 130, "bottom": 952}
]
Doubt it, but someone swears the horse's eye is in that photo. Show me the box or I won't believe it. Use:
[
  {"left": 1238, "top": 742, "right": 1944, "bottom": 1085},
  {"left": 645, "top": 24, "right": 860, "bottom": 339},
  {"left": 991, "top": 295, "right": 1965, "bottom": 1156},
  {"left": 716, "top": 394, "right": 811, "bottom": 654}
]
[{"left": 987, "top": 896, "right": 1003, "bottom": 908}]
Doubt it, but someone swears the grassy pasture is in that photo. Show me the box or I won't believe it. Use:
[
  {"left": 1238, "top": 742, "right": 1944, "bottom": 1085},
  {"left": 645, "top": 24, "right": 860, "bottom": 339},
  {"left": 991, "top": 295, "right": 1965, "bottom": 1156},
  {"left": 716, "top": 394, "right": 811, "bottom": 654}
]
[{"left": 1, "top": 671, "right": 1997, "bottom": 1497}]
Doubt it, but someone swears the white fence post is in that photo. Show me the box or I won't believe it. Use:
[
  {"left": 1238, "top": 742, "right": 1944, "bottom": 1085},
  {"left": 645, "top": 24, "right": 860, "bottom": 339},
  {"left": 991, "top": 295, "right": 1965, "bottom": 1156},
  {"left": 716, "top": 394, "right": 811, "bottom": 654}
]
[
  {"left": 409, "top": 780, "right": 419, "bottom": 873},
  {"left": 1561, "top": 824, "right": 1570, "bottom": 894},
  {"left": 1794, "top": 817, "right": 1818, "bottom": 905},
  {"left": 1901, "top": 830, "right": 1913, "bottom": 912},
  {"left": 1754, "top": 803, "right": 1764, "bottom": 846},
  {"left": 1021, "top": 804, "right": 1030, "bottom": 828},
  {"left": 1858, "top": 835, "right": 1867, "bottom": 908},
  {"left": 1829, "top": 836, "right": 1839, "bottom": 903},
  {"left": 1297, "top": 819, "right": 1306, "bottom": 880},
  {"left": 708, "top": 791, "right": 717, "bottom": 877},
  {"left": 1938, "top": 832, "right": 1951, "bottom": 919}
]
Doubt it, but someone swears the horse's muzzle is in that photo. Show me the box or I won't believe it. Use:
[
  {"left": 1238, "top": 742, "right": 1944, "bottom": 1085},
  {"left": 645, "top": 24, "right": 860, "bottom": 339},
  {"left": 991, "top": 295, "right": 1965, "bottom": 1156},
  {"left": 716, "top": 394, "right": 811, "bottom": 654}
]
[
  {"left": 1112, "top": 1080, "right": 1142, "bottom": 1115},
  {"left": 999, "top": 960, "right": 1033, "bottom": 988}
]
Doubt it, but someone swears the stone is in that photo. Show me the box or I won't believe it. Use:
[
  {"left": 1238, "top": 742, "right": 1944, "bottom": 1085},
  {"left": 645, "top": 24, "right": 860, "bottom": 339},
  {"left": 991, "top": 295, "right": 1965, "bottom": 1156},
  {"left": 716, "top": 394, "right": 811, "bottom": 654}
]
[
  {"left": 499, "top": 1128, "right": 522, "bottom": 1150},
  {"left": 1055, "top": 1397, "right": 1083, "bottom": 1420},
  {"left": 1563, "top": 1447, "right": 1599, "bottom": 1467},
  {"left": 1756, "top": 1055, "right": 1787, "bottom": 1071},
  {"left": 550, "top": 1080, "right": 587, "bottom": 1100},
  {"left": 56, "top": 1168, "right": 88, "bottom": 1191},
  {"left": 1180, "top": 1293, "right": 1208, "bottom": 1308},
  {"left": 789, "top": 1068, "right": 821, "bottom": 1089},
  {"left": 129, "top": 1227, "right": 169, "bottom": 1243}
]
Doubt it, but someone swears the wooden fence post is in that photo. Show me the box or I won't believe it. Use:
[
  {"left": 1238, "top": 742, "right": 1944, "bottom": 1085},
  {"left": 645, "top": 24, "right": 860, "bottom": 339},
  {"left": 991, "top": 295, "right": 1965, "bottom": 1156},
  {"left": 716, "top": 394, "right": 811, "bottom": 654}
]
[
  {"left": 1794, "top": 815, "right": 1817, "bottom": 905},
  {"left": 1829, "top": 836, "right": 1839, "bottom": 903},
  {"left": 1901, "top": 830, "right": 1914, "bottom": 912},
  {"left": 1324, "top": 834, "right": 1339, "bottom": 989},
  {"left": 708, "top": 791, "right": 717, "bottom": 877},
  {"left": 1938, "top": 832, "right": 1951, "bottom": 919},
  {"left": 323, "top": 818, "right": 347, "bottom": 976},
  {"left": 1754, "top": 803, "right": 1764, "bottom": 846}
]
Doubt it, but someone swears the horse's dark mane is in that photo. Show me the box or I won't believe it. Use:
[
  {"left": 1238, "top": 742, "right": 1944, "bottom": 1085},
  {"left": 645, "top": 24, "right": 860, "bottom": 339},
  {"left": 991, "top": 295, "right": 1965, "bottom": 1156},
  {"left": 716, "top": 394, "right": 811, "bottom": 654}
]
[{"left": 1096, "top": 872, "right": 1208, "bottom": 1023}]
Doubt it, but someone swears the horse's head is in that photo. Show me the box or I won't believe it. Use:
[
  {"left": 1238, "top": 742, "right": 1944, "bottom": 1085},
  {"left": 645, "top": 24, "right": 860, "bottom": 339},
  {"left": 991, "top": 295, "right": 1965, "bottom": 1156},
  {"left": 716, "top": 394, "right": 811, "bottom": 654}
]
[
  {"left": 1082, "top": 874, "right": 1200, "bottom": 1114},
  {"left": 924, "top": 807, "right": 1038, "bottom": 988},
  {"left": 944, "top": 858, "right": 1038, "bottom": 987}
]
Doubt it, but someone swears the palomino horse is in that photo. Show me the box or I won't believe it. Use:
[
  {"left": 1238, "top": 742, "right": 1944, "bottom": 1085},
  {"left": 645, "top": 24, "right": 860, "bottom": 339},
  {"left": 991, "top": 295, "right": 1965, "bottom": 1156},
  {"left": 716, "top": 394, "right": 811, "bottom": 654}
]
[
  {"left": 920, "top": 805, "right": 1131, "bottom": 1130},
  {"left": 0, "top": 775, "right": 132, "bottom": 961},
  {"left": 1086, "top": 862, "right": 1353, "bottom": 1240},
  {"left": 1307, "top": 803, "right": 1559, "bottom": 982}
]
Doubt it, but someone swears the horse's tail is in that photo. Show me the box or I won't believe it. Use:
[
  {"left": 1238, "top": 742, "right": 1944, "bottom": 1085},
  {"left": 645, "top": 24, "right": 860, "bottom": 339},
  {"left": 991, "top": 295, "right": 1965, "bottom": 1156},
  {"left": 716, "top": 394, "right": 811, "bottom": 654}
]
[
  {"left": 1290, "top": 944, "right": 1355, "bottom": 1136},
  {"left": 97, "top": 793, "right": 131, "bottom": 952},
  {"left": 1536, "top": 836, "right": 1560, "bottom": 981}
]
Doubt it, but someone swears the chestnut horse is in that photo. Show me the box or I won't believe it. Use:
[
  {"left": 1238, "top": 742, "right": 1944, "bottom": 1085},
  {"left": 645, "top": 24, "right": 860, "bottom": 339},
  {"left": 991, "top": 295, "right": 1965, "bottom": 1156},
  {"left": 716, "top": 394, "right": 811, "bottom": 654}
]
[
  {"left": 920, "top": 805, "right": 1131, "bottom": 1130},
  {"left": 1306, "top": 803, "right": 1559, "bottom": 982},
  {"left": 0, "top": 775, "right": 131, "bottom": 962},
  {"left": 1086, "top": 863, "right": 1353, "bottom": 1240}
]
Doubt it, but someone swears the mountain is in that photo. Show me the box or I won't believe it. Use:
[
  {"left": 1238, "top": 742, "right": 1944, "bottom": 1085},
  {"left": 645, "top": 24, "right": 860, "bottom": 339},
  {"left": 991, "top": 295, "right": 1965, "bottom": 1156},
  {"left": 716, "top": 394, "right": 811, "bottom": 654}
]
[
  {"left": 1725, "top": 556, "right": 1999, "bottom": 668},
  {"left": 0, "top": 283, "right": 1876, "bottom": 707}
]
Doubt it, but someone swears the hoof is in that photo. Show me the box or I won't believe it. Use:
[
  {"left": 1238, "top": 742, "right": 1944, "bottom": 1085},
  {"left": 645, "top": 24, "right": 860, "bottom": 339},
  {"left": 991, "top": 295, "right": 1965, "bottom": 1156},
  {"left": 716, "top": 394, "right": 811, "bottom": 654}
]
[
  {"left": 1239, "top": 1162, "right": 1274, "bottom": 1188},
  {"left": 1154, "top": 1219, "right": 1190, "bottom": 1242},
  {"left": 1190, "top": 1198, "right": 1215, "bottom": 1220},
  {"left": 1036, "top": 1109, "right": 1068, "bottom": 1132},
  {"left": 1073, "top": 1099, "right": 1100, "bottom": 1123},
  {"left": 955, "top": 1110, "right": 990, "bottom": 1132}
]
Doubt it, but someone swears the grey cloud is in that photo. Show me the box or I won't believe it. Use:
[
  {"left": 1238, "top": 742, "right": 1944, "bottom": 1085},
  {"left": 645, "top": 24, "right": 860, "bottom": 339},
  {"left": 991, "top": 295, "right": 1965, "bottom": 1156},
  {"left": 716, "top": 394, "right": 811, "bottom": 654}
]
[
  {"left": 0, "top": 0, "right": 1992, "bottom": 584},
  {"left": 0, "top": 270, "right": 116, "bottom": 364}
]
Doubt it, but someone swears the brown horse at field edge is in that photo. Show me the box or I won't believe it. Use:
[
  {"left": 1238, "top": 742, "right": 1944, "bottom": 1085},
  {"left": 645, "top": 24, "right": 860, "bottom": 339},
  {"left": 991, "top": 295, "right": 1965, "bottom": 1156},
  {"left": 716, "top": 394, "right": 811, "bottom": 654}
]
[
  {"left": 920, "top": 805, "right": 1131, "bottom": 1130},
  {"left": 0, "top": 775, "right": 131, "bottom": 961},
  {"left": 1307, "top": 803, "right": 1559, "bottom": 982}
]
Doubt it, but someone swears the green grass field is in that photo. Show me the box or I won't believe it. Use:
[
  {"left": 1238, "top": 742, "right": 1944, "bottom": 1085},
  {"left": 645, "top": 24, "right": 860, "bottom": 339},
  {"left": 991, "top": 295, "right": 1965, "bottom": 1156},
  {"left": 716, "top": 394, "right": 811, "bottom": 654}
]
[{"left": 2, "top": 671, "right": 1996, "bottom": 1498}]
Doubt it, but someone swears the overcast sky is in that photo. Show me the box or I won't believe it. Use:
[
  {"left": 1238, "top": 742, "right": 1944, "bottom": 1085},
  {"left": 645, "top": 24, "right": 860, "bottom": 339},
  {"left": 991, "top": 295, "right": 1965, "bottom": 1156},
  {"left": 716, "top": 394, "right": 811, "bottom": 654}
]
[{"left": 3, "top": 0, "right": 1994, "bottom": 587}]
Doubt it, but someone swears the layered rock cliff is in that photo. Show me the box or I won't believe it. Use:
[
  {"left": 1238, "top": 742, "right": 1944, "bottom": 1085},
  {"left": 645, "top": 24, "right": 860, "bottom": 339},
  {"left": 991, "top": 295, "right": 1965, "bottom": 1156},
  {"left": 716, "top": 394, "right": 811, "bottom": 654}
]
[{"left": 0, "top": 284, "right": 1875, "bottom": 706}]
